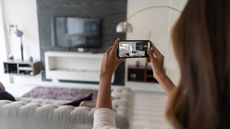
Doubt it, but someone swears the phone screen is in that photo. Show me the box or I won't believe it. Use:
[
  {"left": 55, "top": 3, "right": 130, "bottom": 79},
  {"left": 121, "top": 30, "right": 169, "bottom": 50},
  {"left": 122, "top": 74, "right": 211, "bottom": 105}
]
[{"left": 118, "top": 40, "right": 150, "bottom": 58}]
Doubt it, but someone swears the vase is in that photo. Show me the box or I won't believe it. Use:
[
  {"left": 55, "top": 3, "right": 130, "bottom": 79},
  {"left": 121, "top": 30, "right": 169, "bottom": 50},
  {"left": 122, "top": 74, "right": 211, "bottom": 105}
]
[{"left": 20, "top": 37, "right": 24, "bottom": 61}]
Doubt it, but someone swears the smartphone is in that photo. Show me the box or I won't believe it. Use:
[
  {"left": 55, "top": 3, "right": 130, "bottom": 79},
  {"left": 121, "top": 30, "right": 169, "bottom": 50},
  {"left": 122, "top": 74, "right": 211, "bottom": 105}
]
[{"left": 117, "top": 40, "right": 151, "bottom": 58}]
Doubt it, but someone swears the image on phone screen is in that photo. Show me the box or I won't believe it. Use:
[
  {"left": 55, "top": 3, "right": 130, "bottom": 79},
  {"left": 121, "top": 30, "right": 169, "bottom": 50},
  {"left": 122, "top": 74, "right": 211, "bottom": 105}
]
[{"left": 118, "top": 40, "right": 150, "bottom": 58}]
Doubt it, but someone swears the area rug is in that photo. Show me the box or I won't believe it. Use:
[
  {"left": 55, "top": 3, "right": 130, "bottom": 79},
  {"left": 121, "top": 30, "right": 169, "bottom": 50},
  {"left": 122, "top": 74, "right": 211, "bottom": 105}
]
[{"left": 22, "top": 86, "right": 98, "bottom": 101}]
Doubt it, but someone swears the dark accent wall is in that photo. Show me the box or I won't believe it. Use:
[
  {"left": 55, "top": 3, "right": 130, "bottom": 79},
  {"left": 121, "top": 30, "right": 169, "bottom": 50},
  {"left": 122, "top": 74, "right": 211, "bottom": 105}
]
[{"left": 37, "top": 0, "right": 127, "bottom": 85}]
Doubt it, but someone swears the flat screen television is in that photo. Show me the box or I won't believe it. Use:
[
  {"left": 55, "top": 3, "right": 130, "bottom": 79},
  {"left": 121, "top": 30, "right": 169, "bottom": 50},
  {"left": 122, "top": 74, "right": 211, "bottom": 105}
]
[{"left": 51, "top": 17, "right": 101, "bottom": 50}]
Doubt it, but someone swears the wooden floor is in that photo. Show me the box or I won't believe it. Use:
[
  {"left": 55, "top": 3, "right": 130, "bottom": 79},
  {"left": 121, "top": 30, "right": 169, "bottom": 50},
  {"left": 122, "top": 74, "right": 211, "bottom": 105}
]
[{"left": 130, "top": 91, "right": 172, "bottom": 129}]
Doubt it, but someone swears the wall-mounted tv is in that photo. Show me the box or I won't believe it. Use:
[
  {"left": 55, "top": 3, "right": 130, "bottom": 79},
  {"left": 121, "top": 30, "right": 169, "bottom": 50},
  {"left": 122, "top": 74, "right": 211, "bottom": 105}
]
[{"left": 51, "top": 17, "right": 101, "bottom": 50}]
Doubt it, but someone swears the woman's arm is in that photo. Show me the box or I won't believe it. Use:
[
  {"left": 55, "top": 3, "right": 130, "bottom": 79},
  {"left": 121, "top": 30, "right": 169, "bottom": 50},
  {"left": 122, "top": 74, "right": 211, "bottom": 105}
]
[
  {"left": 96, "top": 38, "right": 123, "bottom": 109},
  {"left": 96, "top": 74, "right": 113, "bottom": 109},
  {"left": 153, "top": 71, "right": 176, "bottom": 95},
  {"left": 93, "top": 38, "right": 123, "bottom": 129},
  {"left": 147, "top": 44, "right": 176, "bottom": 95}
]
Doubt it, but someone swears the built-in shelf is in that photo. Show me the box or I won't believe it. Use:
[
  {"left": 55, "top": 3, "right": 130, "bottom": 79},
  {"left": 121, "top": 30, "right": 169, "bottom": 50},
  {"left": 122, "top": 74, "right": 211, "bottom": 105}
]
[
  {"left": 3, "top": 60, "right": 41, "bottom": 76},
  {"left": 45, "top": 51, "right": 114, "bottom": 82},
  {"left": 128, "top": 65, "right": 158, "bottom": 83}
]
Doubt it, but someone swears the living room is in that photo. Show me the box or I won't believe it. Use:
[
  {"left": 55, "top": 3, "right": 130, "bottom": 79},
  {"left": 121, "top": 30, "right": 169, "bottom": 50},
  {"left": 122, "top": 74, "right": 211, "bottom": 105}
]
[{"left": 0, "top": 0, "right": 187, "bottom": 129}]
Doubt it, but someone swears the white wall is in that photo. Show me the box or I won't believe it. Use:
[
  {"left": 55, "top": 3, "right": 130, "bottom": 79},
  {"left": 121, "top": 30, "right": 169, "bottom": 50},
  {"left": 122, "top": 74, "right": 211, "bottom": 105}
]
[
  {"left": 127, "top": 0, "right": 171, "bottom": 50},
  {"left": 0, "top": 0, "right": 9, "bottom": 84},
  {"left": 1, "top": 0, "right": 41, "bottom": 84},
  {"left": 126, "top": 0, "right": 187, "bottom": 86},
  {"left": 3, "top": 0, "right": 40, "bottom": 61}
]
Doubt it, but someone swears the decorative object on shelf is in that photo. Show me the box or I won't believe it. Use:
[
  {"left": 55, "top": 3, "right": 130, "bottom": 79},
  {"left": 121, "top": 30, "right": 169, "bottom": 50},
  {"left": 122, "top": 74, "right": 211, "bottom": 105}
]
[
  {"left": 116, "top": 5, "right": 181, "bottom": 33},
  {"left": 14, "top": 26, "right": 24, "bottom": 61},
  {"left": 135, "top": 60, "right": 140, "bottom": 67},
  {"left": 8, "top": 54, "right": 14, "bottom": 60},
  {"left": 29, "top": 56, "right": 33, "bottom": 62}
]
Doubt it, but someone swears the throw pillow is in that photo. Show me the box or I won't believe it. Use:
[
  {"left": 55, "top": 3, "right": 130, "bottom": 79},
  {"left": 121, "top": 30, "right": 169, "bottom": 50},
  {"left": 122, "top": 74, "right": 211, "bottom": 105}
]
[
  {"left": 64, "top": 93, "right": 93, "bottom": 107},
  {"left": 0, "top": 90, "right": 16, "bottom": 101},
  {"left": 0, "top": 82, "right": 5, "bottom": 91}
]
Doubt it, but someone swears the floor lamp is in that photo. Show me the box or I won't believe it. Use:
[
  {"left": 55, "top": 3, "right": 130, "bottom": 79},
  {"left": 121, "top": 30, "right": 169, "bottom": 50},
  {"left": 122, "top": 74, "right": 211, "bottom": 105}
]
[{"left": 116, "top": 5, "right": 181, "bottom": 33}]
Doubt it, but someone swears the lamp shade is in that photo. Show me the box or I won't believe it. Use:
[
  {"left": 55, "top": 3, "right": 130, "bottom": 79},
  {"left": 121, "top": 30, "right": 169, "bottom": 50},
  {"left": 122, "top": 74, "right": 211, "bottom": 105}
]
[{"left": 116, "top": 21, "right": 133, "bottom": 33}]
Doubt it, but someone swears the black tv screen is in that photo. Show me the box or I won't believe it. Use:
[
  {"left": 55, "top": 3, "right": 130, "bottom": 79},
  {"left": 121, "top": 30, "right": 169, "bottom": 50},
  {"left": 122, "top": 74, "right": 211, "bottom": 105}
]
[{"left": 52, "top": 17, "right": 101, "bottom": 49}]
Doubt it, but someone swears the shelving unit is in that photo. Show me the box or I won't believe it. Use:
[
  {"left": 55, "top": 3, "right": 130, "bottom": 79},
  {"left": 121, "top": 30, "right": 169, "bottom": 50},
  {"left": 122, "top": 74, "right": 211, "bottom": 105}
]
[
  {"left": 3, "top": 61, "right": 41, "bottom": 76},
  {"left": 127, "top": 65, "right": 157, "bottom": 83}
]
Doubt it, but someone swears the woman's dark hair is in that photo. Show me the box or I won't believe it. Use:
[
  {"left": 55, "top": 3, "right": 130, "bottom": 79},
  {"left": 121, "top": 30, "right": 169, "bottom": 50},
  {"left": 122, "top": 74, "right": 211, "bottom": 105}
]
[{"left": 166, "top": 0, "right": 230, "bottom": 129}]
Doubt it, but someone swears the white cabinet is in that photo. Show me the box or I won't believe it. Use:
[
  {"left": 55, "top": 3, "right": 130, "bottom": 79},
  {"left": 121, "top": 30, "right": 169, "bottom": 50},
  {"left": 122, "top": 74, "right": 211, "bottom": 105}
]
[{"left": 45, "top": 51, "right": 111, "bottom": 82}]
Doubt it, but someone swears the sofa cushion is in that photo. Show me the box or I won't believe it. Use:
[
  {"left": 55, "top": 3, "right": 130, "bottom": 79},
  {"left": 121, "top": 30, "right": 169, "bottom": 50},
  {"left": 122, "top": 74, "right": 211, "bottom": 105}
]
[
  {"left": 64, "top": 93, "right": 93, "bottom": 107},
  {"left": 0, "top": 90, "right": 16, "bottom": 101}
]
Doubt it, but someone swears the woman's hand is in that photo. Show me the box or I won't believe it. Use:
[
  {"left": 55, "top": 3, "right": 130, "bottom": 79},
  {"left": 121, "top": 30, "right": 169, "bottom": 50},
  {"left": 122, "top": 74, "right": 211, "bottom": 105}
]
[
  {"left": 147, "top": 44, "right": 175, "bottom": 95},
  {"left": 147, "top": 44, "right": 165, "bottom": 78},
  {"left": 100, "top": 38, "right": 124, "bottom": 78}
]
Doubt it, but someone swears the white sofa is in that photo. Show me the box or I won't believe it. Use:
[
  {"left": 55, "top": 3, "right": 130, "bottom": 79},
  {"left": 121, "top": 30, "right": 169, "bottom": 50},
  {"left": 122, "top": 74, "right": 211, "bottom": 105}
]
[{"left": 0, "top": 87, "right": 133, "bottom": 129}]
